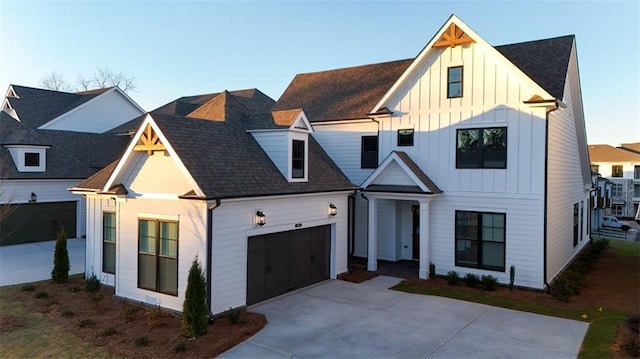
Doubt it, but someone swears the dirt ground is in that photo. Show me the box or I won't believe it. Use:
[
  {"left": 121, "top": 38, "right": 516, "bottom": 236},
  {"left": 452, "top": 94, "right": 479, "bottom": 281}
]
[{"left": 1, "top": 279, "right": 265, "bottom": 358}]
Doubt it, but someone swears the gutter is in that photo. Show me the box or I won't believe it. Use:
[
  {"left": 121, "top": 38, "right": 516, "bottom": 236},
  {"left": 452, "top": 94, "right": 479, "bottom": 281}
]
[
  {"left": 543, "top": 100, "right": 560, "bottom": 290},
  {"left": 207, "top": 199, "right": 221, "bottom": 322}
]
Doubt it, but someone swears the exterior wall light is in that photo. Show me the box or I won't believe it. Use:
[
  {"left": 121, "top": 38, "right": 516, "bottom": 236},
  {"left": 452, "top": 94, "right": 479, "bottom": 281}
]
[
  {"left": 29, "top": 192, "right": 37, "bottom": 203},
  {"left": 256, "top": 211, "right": 266, "bottom": 226},
  {"left": 329, "top": 204, "right": 337, "bottom": 217}
]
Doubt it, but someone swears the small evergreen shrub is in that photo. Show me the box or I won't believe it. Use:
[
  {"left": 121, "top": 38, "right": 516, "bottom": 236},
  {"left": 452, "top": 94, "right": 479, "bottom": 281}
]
[
  {"left": 62, "top": 310, "right": 74, "bottom": 317},
  {"left": 134, "top": 336, "right": 149, "bottom": 347},
  {"left": 174, "top": 342, "right": 187, "bottom": 353},
  {"left": 85, "top": 273, "right": 101, "bottom": 294},
  {"left": 509, "top": 265, "right": 516, "bottom": 291},
  {"left": 446, "top": 271, "right": 460, "bottom": 285},
  {"left": 102, "top": 327, "right": 117, "bottom": 336},
  {"left": 68, "top": 286, "right": 81, "bottom": 293},
  {"left": 463, "top": 273, "right": 479, "bottom": 288},
  {"left": 78, "top": 319, "right": 94, "bottom": 328},
  {"left": 480, "top": 275, "right": 498, "bottom": 291},
  {"left": 224, "top": 307, "right": 242, "bottom": 324},
  {"left": 428, "top": 262, "right": 436, "bottom": 280},
  {"left": 550, "top": 276, "right": 579, "bottom": 302},
  {"left": 51, "top": 226, "right": 70, "bottom": 283},
  {"left": 21, "top": 285, "right": 35, "bottom": 292},
  {"left": 181, "top": 257, "right": 208, "bottom": 338},
  {"left": 34, "top": 292, "right": 49, "bottom": 299}
]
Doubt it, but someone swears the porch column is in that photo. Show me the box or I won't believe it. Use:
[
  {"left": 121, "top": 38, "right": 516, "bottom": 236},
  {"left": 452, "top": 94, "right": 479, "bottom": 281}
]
[
  {"left": 418, "top": 199, "right": 430, "bottom": 279},
  {"left": 367, "top": 197, "right": 378, "bottom": 272}
]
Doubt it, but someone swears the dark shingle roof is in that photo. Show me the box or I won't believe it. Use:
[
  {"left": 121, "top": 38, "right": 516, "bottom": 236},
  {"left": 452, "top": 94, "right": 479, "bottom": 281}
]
[
  {"left": 394, "top": 151, "right": 442, "bottom": 194},
  {"left": 76, "top": 90, "right": 357, "bottom": 199},
  {"left": 274, "top": 36, "right": 575, "bottom": 121},
  {"left": 495, "top": 35, "right": 574, "bottom": 99}
]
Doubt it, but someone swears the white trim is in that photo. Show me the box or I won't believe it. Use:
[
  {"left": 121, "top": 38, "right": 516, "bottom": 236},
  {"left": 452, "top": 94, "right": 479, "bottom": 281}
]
[
  {"left": 5, "top": 85, "right": 18, "bottom": 98},
  {"left": 245, "top": 217, "right": 336, "bottom": 237},
  {"left": 311, "top": 118, "right": 374, "bottom": 126},
  {"left": 370, "top": 15, "right": 553, "bottom": 113},
  {"left": 289, "top": 110, "right": 313, "bottom": 133},
  {"left": 137, "top": 213, "right": 180, "bottom": 221},
  {"left": 361, "top": 152, "right": 430, "bottom": 192},
  {"left": 218, "top": 190, "right": 355, "bottom": 204}
]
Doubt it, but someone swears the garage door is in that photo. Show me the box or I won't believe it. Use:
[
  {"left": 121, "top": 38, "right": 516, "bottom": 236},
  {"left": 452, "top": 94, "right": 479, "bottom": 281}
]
[
  {"left": 0, "top": 201, "right": 77, "bottom": 246},
  {"left": 247, "top": 225, "right": 330, "bottom": 305}
]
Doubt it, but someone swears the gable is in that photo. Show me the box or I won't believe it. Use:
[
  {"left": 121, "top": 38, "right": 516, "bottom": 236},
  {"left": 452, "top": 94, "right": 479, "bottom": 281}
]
[
  {"left": 362, "top": 152, "right": 441, "bottom": 194},
  {"left": 38, "top": 88, "right": 144, "bottom": 133},
  {"left": 122, "top": 151, "right": 194, "bottom": 195},
  {"left": 372, "top": 161, "right": 416, "bottom": 186}
]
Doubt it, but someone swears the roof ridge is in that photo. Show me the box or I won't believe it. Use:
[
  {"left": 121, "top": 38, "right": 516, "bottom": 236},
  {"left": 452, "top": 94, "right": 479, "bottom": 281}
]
[{"left": 495, "top": 34, "right": 574, "bottom": 48}]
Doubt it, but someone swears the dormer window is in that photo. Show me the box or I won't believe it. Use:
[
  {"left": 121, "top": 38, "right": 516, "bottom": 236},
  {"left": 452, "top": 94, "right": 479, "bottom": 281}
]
[
  {"left": 4, "top": 145, "right": 48, "bottom": 172},
  {"left": 24, "top": 153, "right": 40, "bottom": 167},
  {"left": 292, "top": 140, "right": 305, "bottom": 179},
  {"left": 447, "top": 66, "right": 463, "bottom": 98}
]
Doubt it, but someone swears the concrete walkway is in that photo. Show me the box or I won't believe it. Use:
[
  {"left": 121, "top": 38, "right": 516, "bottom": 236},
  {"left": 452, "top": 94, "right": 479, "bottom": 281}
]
[
  {"left": 221, "top": 276, "right": 588, "bottom": 359},
  {"left": 0, "top": 238, "right": 85, "bottom": 286}
]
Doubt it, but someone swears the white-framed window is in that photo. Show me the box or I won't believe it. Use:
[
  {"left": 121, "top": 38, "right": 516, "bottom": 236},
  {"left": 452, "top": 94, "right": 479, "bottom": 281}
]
[
  {"left": 103, "top": 212, "right": 116, "bottom": 274},
  {"left": 138, "top": 218, "right": 178, "bottom": 296}
]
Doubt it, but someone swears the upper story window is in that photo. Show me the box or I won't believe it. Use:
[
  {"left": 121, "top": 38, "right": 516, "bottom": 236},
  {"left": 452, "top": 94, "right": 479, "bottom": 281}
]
[
  {"left": 24, "top": 153, "right": 40, "bottom": 167},
  {"left": 292, "top": 140, "right": 305, "bottom": 179},
  {"left": 456, "top": 127, "right": 507, "bottom": 169},
  {"left": 611, "top": 183, "right": 623, "bottom": 197},
  {"left": 447, "top": 66, "right": 463, "bottom": 98},
  {"left": 611, "top": 165, "right": 623, "bottom": 177},
  {"left": 361, "top": 135, "right": 378, "bottom": 169},
  {"left": 590, "top": 164, "right": 599, "bottom": 174},
  {"left": 634, "top": 165, "right": 640, "bottom": 180},
  {"left": 397, "top": 129, "right": 414, "bottom": 146}
]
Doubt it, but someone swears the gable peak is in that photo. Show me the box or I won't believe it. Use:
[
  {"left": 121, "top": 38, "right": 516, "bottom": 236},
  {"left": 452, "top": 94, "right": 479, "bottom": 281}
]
[
  {"left": 433, "top": 22, "right": 475, "bottom": 49},
  {"left": 133, "top": 123, "right": 166, "bottom": 155}
]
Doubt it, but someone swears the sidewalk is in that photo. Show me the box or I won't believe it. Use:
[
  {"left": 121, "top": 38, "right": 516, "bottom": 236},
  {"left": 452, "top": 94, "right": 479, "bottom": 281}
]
[{"left": 0, "top": 238, "right": 85, "bottom": 286}]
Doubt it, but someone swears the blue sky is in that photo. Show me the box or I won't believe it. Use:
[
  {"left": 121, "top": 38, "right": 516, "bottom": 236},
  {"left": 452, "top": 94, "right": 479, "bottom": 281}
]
[{"left": 1, "top": 1, "right": 638, "bottom": 145}]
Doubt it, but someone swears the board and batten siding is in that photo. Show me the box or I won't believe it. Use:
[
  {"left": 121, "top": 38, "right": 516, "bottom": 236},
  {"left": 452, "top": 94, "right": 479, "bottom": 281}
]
[
  {"left": 3, "top": 179, "right": 87, "bottom": 237},
  {"left": 311, "top": 122, "right": 378, "bottom": 185},
  {"left": 210, "top": 193, "right": 349, "bottom": 314},
  {"left": 84, "top": 195, "right": 116, "bottom": 285},
  {"left": 545, "top": 49, "right": 590, "bottom": 283},
  {"left": 251, "top": 131, "right": 289, "bottom": 178}
]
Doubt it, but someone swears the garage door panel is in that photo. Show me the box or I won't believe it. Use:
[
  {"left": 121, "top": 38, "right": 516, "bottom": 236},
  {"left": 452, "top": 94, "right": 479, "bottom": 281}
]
[
  {"left": 1, "top": 201, "right": 77, "bottom": 245},
  {"left": 247, "top": 236, "right": 266, "bottom": 305},
  {"left": 310, "top": 226, "right": 330, "bottom": 283},
  {"left": 289, "top": 235, "right": 311, "bottom": 288},
  {"left": 265, "top": 238, "right": 291, "bottom": 297}
]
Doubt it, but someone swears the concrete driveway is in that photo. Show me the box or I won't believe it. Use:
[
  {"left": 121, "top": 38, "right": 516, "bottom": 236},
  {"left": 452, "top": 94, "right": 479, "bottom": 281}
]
[
  {"left": 221, "top": 276, "right": 588, "bottom": 359},
  {"left": 0, "top": 238, "right": 85, "bottom": 286}
]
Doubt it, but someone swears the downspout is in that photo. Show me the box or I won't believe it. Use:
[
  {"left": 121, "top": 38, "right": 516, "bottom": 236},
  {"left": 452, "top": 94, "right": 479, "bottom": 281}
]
[
  {"left": 207, "top": 199, "right": 221, "bottom": 321},
  {"left": 543, "top": 101, "right": 561, "bottom": 290}
]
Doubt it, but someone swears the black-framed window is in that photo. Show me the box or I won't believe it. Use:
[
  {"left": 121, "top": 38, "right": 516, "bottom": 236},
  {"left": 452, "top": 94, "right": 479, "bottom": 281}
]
[
  {"left": 611, "top": 165, "right": 623, "bottom": 177},
  {"left": 456, "top": 127, "right": 507, "bottom": 169},
  {"left": 292, "top": 140, "right": 305, "bottom": 178},
  {"left": 361, "top": 135, "right": 378, "bottom": 169},
  {"left": 580, "top": 201, "right": 584, "bottom": 243},
  {"left": 455, "top": 211, "right": 505, "bottom": 271},
  {"left": 103, "top": 212, "right": 116, "bottom": 274},
  {"left": 447, "top": 66, "right": 463, "bottom": 98},
  {"left": 24, "top": 152, "right": 40, "bottom": 167},
  {"left": 573, "top": 203, "right": 579, "bottom": 247},
  {"left": 138, "top": 219, "right": 178, "bottom": 296},
  {"left": 397, "top": 129, "right": 414, "bottom": 146}
]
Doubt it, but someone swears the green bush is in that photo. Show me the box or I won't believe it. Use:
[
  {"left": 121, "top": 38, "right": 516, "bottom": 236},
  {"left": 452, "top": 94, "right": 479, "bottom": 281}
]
[
  {"left": 182, "top": 257, "right": 208, "bottom": 338},
  {"left": 85, "top": 273, "right": 101, "bottom": 294},
  {"left": 224, "top": 307, "right": 242, "bottom": 324},
  {"left": 463, "top": 273, "right": 480, "bottom": 288},
  {"left": 428, "top": 262, "right": 436, "bottom": 280},
  {"left": 78, "top": 319, "right": 94, "bottom": 328},
  {"left": 480, "top": 275, "right": 498, "bottom": 291},
  {"left": 34, "top": 291, "right": 49, "bottom": 299},
  {"left": 174, "top": 342, "right": 187, "bottom": 353},
  {"left": 51, "top": 227, "right": 70, "bottom": 283},
  {"left": 550, "top": 276, "right": 579, "bottom": 302},
  {"left": 134, "top": 336, "right": 148, "bottom": 347},
  {"left": 62, "top": 310, "right": 74, "bottom": 317},
  {"left": 446, "top": 271, "right": 460, "bottom": 285},
  {"left": 102, "top": 327, "right": 117, "bottom": 336}
]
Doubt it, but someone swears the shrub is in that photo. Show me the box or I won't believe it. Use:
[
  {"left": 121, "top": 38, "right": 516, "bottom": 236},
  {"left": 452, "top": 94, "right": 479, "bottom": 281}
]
[
  {"left": 102, "top": 327, "right": 117, "bottom": 336},
  {"left": 134, "top": 336, "right": 149, "bottom": 347},
  {"left": 68, "top": 286, "right": 81, "bottom": 293},
  {"left": 62, "top": 310, "right": 74, "bottom": 317},
  {"left": 34, "top": 291, "right": 49, "bottom": 299},
  {"left": 21, "top": 285, "right": 35, "bottom": 292},
  {"left": 446, "top": 271, "right": 460, "bottom": 285},
  {"left": 85, "top": 273, "right": 101, "bottom": 294},
  {"left": 509, "top": 265, "right": 516, "bottom": 291},
  {"left": 147, "top": 306, "right": 167, "bottom": 328},
  {"left": 78, "top": 319, "right": 94, "bottom": 328},
  {"left": 224, "top": 307, "right": 242, "bottom": 324},
  {"left": 174, "top": 342, "right": 187, "bottom": 353},
  {"left": 550, "top": 276, "right": 579, "bottom": 302},
  {"left": 121, "top": 300, "right": 141, "bottom": 322},
  {"left": 480, "top": 275, "right": 498, "bottom": 291},
  {"left": 182, "top": 257, "right": 208, "bottom": 338},
  {"left": 428, "top": 262, "right": 436, "bottom": 280},
  {"left": 90, "top": 293, "right": 104, "bottom": 308},
  {"left": 463, "top": 273, "right": 479, "bottom": 288},
  {"left": 51, "top": 226, "right": 70, "bottom": 283}
]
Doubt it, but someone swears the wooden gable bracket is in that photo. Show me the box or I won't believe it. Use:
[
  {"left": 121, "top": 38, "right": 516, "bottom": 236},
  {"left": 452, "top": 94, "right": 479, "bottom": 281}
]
[
  {"left": 133, "top": 123, "right": 166, "bottom": 155},
  {"left": 433, "top": 23, "right": 475, "bottom": 48}
]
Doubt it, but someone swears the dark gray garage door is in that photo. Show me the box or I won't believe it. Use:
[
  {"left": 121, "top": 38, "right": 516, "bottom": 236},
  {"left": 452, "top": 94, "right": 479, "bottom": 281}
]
[
  {"left": 247, "top": 225, "right": 330, "bottom": 305},
  {"left": 0, "top": 201, "right": 77, "bottom": 246}
]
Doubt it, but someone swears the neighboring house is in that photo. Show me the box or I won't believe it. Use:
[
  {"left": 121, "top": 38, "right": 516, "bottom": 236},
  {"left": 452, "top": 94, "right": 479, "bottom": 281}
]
[
  {"left": 274, "top": 15, "right": 591, "bottom": 290},
  {"left": 588, "top": 143, "right": 640, "bottom": 218},
  {"left": 589, "top": 173, "right": 612, "bottom": 232},
  {"left": 70, "top": 89, "right": 357, "bottom": 313},
  {"left": 0, "top": 85, "right": 144, "bottom": 245}
]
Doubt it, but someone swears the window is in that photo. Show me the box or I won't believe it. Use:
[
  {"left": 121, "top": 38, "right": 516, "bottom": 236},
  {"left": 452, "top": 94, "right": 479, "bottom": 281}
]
[
  {"left": 24, "top": 152, "right": 40, "bottom": 167},
  {"left": 447, "top": 66, "right": 463, "bottom": 98},
  {"left": 361, "top": 135, "right": 378, "bottom": 169},
  {"left": 103, "top": 212, "right": 116, "bottom": 274},
  {"left": 455, "top": 211, "right": 505, "bottom": 271},
  {"left": 611, "top": 205, "right": 624, "bottom": 216},
  {"left": 397, "top": 129, "right": 414, "bottom": 146},
  {"left": 292, "top": 140, "right": 305, "bottom": 179},
  {"left": 590, "top": 164, "right": 599, "bottom": 174},
  {"left": 634, "top": 184, "right": 640, "bottom": 198},
  {"left": 573, "top": 203, "right": 579, "bottom": 247},
  {"left": 634, "top": 166, "right": 640, "bottom": 180},
  {"left": 456, "top": 127, "right": 507, "bottom": 169},
  {"left": 138, "top": 219, "right": 178, "bottom": 295},
  {"left": 611, "top": 183, "right": 623, "bottom": 197},
  {"left": 611, "top": 165, "right": 623, "bottom": 177},
  {"left": 580, "top": 201, "right": 584, "bottom": 243}
]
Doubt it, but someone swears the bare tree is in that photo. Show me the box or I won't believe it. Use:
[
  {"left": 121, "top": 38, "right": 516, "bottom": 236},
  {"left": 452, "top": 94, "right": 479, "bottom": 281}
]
[{"left": 40, "top": 68, "right": 137, "bottom": 94}]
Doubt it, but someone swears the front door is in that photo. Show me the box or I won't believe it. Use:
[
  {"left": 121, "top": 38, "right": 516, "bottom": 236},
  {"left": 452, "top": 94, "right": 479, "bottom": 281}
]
[{"left": 412, "top": 205, "right": 419, "bottom": 259}]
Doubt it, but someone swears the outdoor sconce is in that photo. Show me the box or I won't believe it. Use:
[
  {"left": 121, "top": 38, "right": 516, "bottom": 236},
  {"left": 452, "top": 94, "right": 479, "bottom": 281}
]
[
  {"left": 255, "top": 211, "right": 266, "bottom": 226},
  {"left": 329, "top": 204, "right": 337, "bottom": 217},
  {"left": 29, "top": 192, "right": 37, "bottom": 203}
]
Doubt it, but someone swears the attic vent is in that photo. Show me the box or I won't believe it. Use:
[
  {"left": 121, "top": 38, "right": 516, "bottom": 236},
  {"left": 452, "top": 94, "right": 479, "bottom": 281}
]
[
  {"left": 433, "top": 23, "right": 475, "bottom": 48},
  {"left": 134, "top": 123, "right": 166, "bottom": 155},
  {"left": 6, "top": 87, "right": 17, "bottom": 98}
]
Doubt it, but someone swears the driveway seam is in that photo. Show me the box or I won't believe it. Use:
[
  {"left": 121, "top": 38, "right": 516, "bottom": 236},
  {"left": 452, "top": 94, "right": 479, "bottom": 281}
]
[{"left": 422, "top": 305, "right": 490, "bottom": 359}]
